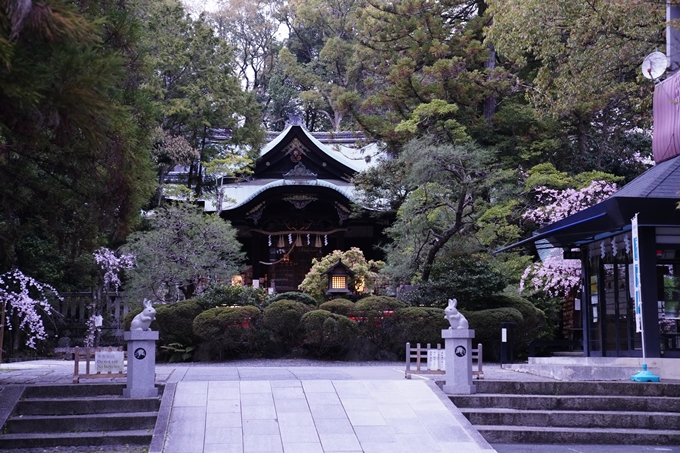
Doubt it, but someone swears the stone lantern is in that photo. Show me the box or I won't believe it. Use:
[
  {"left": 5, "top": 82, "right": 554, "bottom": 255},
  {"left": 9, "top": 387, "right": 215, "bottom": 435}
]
[{"left": 322, "top": 259, "right": 355, "bottom": 296}]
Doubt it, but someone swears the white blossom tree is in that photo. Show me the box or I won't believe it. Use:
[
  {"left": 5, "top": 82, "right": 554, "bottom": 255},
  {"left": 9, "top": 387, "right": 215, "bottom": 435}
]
[
  {"left": 0, "top": 270, "right": 60, "bottom": 363},
  {"left": 520, "top": 180, "right": 617, "bottom": 297},
  {"left": 86, "top": 248, "right": 135, "bottom": 346}
]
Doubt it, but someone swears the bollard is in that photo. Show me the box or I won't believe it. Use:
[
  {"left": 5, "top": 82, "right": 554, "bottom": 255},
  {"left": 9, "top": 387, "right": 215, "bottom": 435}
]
[
  {"left": 500, "top": 322, "right": 516, "bottom": 366},
  {"left": 123, "top": 330, "right": 159, "bottom": 398}
]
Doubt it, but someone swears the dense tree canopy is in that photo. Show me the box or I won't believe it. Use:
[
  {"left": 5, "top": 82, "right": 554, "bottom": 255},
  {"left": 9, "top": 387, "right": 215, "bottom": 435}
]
[{"left": 0, "top": 0, "right": 156, "bottom": 284}]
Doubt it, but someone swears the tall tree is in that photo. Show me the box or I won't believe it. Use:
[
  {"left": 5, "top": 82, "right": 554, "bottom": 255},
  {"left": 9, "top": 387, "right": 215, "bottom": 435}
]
[
  {"left": 276, "top": 0, "right": 367, "bottom": 131},
  {"left": 379, "top": 137, "right": 502, "bottom": 283},
  {"left": 352, "top": 0, "right": 515, "bottom": 150},
  {"left": 140, "top": 0, "right": 265, "bottom": 197},
  {"left": 486, "top": 0, "right": 663, "bottom": 173},
  {"left": 0, "top": 0, "right": 156, "bottom": 283}
]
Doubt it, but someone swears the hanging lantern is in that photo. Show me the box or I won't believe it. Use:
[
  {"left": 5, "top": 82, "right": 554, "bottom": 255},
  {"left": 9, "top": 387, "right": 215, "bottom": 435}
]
[
  {"left": 315, "top": 234, "right": 322, "bottom": 248},
  {"left": 295, "top": 234, "right": 303, "bottom": 247}
]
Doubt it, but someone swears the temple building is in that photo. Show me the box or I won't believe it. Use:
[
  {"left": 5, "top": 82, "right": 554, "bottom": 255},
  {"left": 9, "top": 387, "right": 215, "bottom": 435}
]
[{"left": 203, "top": 121, "right": 387, "bottom": 292}]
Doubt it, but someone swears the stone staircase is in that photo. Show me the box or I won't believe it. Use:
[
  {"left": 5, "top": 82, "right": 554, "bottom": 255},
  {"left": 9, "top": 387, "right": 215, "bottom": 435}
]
[
  {"left": 0, "top": 383, "right": 162, "bottom": 449},
  {"left": 450, "top": 381, "right": 680, "bottom": 445}
]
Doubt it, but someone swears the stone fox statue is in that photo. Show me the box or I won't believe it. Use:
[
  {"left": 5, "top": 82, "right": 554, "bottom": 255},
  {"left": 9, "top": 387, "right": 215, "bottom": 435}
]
[
  {"left": 444, "top": 298, "right": 469, "bottom": 330},
  {"left": 130, "top": 299, "right": 156, "bottom": 331}
]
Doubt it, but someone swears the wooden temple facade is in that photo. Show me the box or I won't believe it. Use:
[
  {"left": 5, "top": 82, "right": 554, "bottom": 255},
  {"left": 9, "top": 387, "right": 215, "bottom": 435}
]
[{"left": 206, "top": 123, "right": 386, "bottom": 292}]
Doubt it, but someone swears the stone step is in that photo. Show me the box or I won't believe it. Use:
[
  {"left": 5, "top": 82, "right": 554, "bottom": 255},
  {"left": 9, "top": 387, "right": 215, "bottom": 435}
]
[
  {"left": 461, "top": 408, "right": 680, "bottom": 430},
  {"left": 0, "top": 429, "right": 153, "bottom": 449},
  {"left": 476, "top": 380, "right": 680, "bottom": 397},
  {"left": 5, "top": 411, "right": 158, "bottom": 433},
  {"left": 474, "top": 425, "right": 680, "bottom": 445},
  {"left": 14, "top": 396, "right": 161, "bottom": 415},
  {"left": 506, "top": 364, "right": 656, "bottom": 381},
  {"left": 450, "top": 394, "right": 680, "bottom": 412},
  {"left": 22, "top": 383, "right": 127, "bottom": 399}
]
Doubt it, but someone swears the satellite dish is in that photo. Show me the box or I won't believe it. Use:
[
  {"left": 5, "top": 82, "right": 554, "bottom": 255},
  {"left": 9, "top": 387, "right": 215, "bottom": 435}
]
[{"left": 641, "top": 51, "right": 668, "bottom": 80}]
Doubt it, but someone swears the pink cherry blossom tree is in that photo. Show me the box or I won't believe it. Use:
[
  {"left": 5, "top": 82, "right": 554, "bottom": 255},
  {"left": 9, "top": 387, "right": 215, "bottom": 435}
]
[
  {"left": 0, "top": 270, "right": 61, "bottom": 363},
  {"left": 86, "top": 248, "right": 135, "bottom": 346},
  {"left": 520, "top": 180, "right": 617, "bottom": 297}
]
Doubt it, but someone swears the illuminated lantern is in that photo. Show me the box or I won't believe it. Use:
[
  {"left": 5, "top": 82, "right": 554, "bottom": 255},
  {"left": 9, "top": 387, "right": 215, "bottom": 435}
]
[{"left": 321, "top": 259, "right": 355, "bottom": 296}]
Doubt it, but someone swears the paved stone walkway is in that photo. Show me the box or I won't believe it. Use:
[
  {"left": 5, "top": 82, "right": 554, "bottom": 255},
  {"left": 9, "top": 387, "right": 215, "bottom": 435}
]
[{"left": 1, "top": 359, "right": 551, "bottom": 452}]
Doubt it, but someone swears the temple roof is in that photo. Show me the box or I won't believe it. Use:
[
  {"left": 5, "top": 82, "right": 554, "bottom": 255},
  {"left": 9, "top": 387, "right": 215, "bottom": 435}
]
[{"left": 206, "top": 125, "right": 383, "bottom": 213}]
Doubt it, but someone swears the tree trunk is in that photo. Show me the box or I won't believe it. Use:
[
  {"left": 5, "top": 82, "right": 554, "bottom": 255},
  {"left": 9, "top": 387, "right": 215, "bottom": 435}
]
[{"left": 484, "top": 44, "right": 497, "bottom": 125}]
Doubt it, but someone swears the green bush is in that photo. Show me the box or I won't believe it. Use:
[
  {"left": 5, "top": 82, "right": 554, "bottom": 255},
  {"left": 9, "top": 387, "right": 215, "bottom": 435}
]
[
  {"left": 393, "top": 307, "right": 449, "bottom": 354},
  {"left": 353, "top": 296, "right": 407, "bottom": 312},
  {"left": 267, "top": 291, "right": 318, "bottom": 307},
  {"left": 198, "top": 284, "right": 267, "bottom": 308},
  {"left": 466, "top": 307, "right": 524, "bottom": 361},
  {"left": 123, "top": 299, "right": 205, "bottom": 352},
  {"left": 319, "top": 300, "right": 355, "bottom": 316},
  {"left": 300, "top": 310, "right": 358, "bottom": 358},
  {"left": 192, "top": 305, "right": 262, "bottom": 359},
  {"left": 261, "top": 300, "right": 312, "bottom": 349},
  {"left": 474, "top": 295, "right": 549, "bottom": 358},
  {"left": 350, "top": 296, "right": 407, "bottom": 352}
]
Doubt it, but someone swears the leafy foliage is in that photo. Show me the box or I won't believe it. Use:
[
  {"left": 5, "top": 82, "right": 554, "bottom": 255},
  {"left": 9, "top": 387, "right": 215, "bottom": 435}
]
[
  {"left": 122, "top": 204, "right": 245, "bottom": 302},
  {"left": 0, "top": 0, "right": 157, "bottom": 280},
  {"left": 300, "top": 310, "right": 358, "bottom": 358},
  {"left": 299, "top": 248, "right": 384, "bottom": 302},
  {"left": 397, "top": 255, "right": 508, "bottom": 309},
  {"left": 192, "top": 305, "right": 262, "bottom": 358},
  {"left": 267, "top": 291, "right": 319, "bottom": 307},
  {"left": 198, "top": 283, "right": 268, "bottom": 308},
  {"left": 318, "top": 299, "right": 355, "bottom": 316},
  {"left": 392, "top": 307, "right": 449, "bottom": 350},
  {"left": 261, "top": 300, "right": 312, "bottom": 349}
]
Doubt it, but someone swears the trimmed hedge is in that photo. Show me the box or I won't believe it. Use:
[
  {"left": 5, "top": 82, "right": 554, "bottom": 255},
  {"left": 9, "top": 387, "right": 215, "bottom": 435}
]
[
  {"left": 349, "top": 296, "right": 406, "bottom": 352},
  {"left": 267, "top": 291, "right": 318, "bottom": 307},
  {"left": 472, "top": 295, "right": 548, "bottom": 359},
  {"left": 393, "top": 307, "right": 449, "bottom": 351},
  {"left": 319, "top": 300, "right": 355, "bottom": 316},
  {"left": 192, "top": 305, "right": 262, "bottom": 359},
  {"left": 261, "top": 300, "right": 312, "bottom": 349},
  {"left": 198, "top": 284, "right": 267, "bottom": 308},
  {"left": 353, "top": 296, "right": 407, "bottom": 312},
  {"left": 466, "top": 307, "right": 524, "bottom": 361},
  {"left": 300, "top": 310, "right": 358, "bottom": 358}
]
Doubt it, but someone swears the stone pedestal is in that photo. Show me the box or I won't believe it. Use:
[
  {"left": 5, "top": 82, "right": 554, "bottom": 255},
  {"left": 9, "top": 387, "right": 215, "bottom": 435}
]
[
  {"left": 123, "top": 330, "right": 158, "bottom": 398},
  {"left": 442, "top": 329, "right": 476, "bottom": 395}
]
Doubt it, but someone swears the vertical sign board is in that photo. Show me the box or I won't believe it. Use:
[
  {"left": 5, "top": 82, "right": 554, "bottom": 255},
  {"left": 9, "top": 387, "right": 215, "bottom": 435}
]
[{"left": 632, "top": 214, "right": 643, "bottom": 333}]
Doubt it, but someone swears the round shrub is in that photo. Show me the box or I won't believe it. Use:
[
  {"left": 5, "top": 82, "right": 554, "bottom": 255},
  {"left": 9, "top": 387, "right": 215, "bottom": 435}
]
[
  {"left": 349, "top": 296, "right": 407, "bottom": 352},
  {"left": 267, "top": 291, "right": 318, "bottom": 307},
  {"left": 393, "top": 307, "right": 450, "bottom": 353},
  {"left": 123, "top": 299, "right": 205, "bottom": 344},
  {"left": 319, "top": 300, "right": 355, "bottom": 316},
  {"left": 473, "top": 295, "right": 548, "bottom": 358},
  {"left": 198, "top": 284, "right": 267, "bottom": 308},
  {"left": 300, "top": 310, "right": 358, "bottom": 358},
  {"left": 261, "top": 300, "right": 312, "bottom": 349},
  {"left": 466, "top": 307, "right": 524, "bottom": 361},
  {"left": 154, "top": 299, "right": 205, "bottom": 346},
  {"left": 353, "top": 296, "right": 407, "bottom": 313},
  {"left": 193, "top": 305, "right": 262, "bottom": 359}
]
